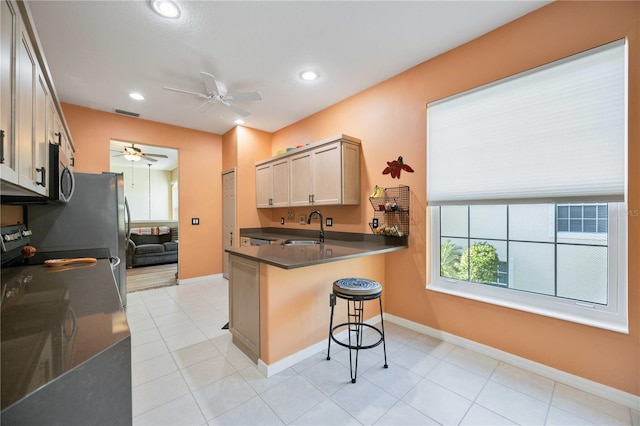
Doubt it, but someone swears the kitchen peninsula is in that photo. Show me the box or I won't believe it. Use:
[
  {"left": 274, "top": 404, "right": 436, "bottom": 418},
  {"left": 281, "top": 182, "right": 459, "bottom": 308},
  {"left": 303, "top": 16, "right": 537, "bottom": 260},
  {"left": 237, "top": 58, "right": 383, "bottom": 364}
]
[{"left": 225, "top": 229, "right": 406, "bottom": 375}]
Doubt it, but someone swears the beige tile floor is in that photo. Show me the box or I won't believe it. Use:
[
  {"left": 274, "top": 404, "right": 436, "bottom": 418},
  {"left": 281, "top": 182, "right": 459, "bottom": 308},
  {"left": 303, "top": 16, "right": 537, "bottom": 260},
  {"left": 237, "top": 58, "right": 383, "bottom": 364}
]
[{"left": 126, "top": 276, "right": 639, "bottom": 425}]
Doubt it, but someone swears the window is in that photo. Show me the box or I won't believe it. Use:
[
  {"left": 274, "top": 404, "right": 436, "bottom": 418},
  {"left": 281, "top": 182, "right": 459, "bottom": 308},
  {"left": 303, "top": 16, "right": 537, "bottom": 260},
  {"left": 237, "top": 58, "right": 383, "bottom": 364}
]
[
  {"left": 439, "top": 204, "right": 611, "bottom": 305},
  {"left": 557, "top": 203, "right": 607, "bottom": 233},
  {"left": 427, "top": 40, "right": 628, "bottom": 333}
]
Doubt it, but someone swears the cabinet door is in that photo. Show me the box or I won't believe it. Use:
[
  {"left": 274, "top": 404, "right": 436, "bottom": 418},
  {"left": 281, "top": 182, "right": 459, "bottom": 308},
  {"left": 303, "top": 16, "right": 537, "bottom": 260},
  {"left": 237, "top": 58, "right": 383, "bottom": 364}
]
[
  {"left": 340, "top": 142, "right": 360, "bottom": 205},
  {"left": 289, "top": 151, "right": 312, "bottom": 206},
  {"left": 16, "top": 24, "right": 35, "bottom": 191},
  {"left": 0, "top": 0, "right": 18, "bottom": 183},
  {"left": 229, "top": 255, "right": 260, "bottom": 362},
  {"left": 271, "top": 157, "right": 289, "bottom": 207},
  {"left": 311, "top": 142, "right": 341, "bottom": 205},
  {"left": 255, "top": 162, "right": 272, "bottom": 208},
  {"left": 32, "top": 67, "right": 48, "bottom": 195}
]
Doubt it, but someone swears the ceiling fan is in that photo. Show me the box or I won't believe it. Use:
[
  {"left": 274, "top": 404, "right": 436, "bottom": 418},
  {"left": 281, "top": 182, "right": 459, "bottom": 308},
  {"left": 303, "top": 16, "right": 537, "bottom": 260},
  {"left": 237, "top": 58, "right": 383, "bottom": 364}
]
[
  {"left": 163, "top": 72, "right": 262, "bottom": 117},
  {"left": 112, "top": 144, "right": 168, "bottom": 163}
]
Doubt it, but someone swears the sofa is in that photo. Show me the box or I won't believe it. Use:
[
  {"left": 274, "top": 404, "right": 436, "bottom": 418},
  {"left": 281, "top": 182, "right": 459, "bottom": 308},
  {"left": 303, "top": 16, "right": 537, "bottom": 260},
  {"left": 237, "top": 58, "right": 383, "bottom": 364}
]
[{"left": 127, "top": 226, "right": 178, "bottom": 268}]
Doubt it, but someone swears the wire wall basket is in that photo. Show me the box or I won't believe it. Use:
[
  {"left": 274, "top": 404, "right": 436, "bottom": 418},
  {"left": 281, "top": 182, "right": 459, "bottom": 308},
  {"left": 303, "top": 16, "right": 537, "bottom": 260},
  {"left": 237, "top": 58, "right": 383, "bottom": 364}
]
[{"left": 368, "top": 184, "right": 409, "bottom": 238}]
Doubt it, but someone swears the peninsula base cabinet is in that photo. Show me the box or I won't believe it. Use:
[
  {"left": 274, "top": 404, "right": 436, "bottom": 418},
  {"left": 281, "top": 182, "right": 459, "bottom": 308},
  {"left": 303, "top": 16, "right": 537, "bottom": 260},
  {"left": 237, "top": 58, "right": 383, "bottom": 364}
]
[{"left": 229, "top": 254, "right": 260, "bottom": 363}]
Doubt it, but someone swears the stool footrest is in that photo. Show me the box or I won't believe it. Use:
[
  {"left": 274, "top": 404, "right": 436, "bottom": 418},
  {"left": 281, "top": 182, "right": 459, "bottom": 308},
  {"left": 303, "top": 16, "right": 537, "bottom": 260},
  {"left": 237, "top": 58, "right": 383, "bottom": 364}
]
[{"left": 330, "top": 322, "right": 384, "bottom": 350}]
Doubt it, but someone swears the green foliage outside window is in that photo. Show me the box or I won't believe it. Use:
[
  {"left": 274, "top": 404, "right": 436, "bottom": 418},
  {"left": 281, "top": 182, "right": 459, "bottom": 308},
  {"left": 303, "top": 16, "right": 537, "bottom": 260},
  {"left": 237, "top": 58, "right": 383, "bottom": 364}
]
[{"left": 441, "top": 240, "right": 501, "bottom": 284}]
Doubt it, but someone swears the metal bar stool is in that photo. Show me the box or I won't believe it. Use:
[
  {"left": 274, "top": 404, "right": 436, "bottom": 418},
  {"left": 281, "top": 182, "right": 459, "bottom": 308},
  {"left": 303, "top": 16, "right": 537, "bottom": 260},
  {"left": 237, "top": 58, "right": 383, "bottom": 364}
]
[{"left": 327, "top": 277, "right": 388, "bottom": 383}]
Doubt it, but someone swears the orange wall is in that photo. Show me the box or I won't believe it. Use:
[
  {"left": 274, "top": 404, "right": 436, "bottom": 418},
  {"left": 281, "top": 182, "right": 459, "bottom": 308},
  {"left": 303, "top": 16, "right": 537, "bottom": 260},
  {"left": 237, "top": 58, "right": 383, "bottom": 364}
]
[
  {"left": 249, "top": 1, "right": 639, "bottom": 395},
  {"left": 260, "top": 254, "right": 386, "bottom": 364},
  {"left": 222, "top": 126, "right": 273, "bottom": 248},
  {"left": 61, "top": 103, "right": 223, "bottom": 279},
  {"left": 236, "top": 127, "right": 273, "bottom": 230}
]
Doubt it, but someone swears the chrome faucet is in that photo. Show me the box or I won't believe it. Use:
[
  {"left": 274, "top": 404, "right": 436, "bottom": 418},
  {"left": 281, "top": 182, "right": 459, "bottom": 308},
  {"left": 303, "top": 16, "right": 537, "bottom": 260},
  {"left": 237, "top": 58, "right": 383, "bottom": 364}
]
[{"left": 307, "top": 210, "right": 324, "bottom": 242}]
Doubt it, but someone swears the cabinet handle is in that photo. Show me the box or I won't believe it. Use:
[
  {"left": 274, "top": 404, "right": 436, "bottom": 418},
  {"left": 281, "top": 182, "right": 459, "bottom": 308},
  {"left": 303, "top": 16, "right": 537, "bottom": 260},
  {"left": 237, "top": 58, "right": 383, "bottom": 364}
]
[
  {"left": 1, "top": 129, "right": 4, "bottom": 164},
  {"left": 230, "top": 232, "right": 233, "bottom": 246},
  {"left": 54, "top": 132, "right": 61, "bottom": 145},
  {"left": 70, "top": 157, "right": 75, "bottom": 167},
  {"left": 269, "top": 198, "right": 273, "bottom": 206},
  {"left": 36, "top": 167, "right": 47, "bottom": 187}
]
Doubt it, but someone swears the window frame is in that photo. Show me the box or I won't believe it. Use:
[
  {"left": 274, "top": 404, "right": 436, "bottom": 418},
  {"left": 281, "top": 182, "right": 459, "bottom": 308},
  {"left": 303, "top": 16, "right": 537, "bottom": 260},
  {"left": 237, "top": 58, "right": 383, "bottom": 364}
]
[{"left": 428, "top": 203, "right": 628, "bottom": 333}]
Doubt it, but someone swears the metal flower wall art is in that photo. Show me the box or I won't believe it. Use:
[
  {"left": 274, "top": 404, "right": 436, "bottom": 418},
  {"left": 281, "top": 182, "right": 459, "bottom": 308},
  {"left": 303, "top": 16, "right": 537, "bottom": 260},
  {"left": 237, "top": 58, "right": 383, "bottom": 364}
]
[{"left": 382, "top": 156, "right": 414, "bottom": 179}]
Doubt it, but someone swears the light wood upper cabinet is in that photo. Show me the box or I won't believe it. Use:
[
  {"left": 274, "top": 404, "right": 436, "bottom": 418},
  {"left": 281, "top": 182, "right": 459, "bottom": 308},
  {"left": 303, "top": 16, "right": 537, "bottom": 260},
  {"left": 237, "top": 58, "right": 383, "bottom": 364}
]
[
  {"left": 257, "top": 135, "right": 360, "bottom": 208},
  {"left": 289, "top": 150, "right": 312, "bottom": 206},
  {"left": 256, "top": 157, "right": 289, "bottom": 208}
]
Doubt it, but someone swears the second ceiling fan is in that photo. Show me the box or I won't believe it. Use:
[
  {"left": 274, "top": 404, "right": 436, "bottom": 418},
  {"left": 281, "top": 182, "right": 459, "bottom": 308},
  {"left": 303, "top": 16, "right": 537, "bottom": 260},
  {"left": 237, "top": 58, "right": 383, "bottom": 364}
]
[
  {"left": 113, "top": 143, "right": 168, "bottom": 163},
  {"left": 163, "top": 72, "right": 262, "bottom": 117}
]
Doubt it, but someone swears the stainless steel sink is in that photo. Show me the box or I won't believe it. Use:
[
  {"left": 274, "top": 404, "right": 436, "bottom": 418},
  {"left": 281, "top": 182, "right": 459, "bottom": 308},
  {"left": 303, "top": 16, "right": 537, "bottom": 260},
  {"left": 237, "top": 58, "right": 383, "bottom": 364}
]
[{"left": 281, "top": 239, "right": 321, "bottom": 246}]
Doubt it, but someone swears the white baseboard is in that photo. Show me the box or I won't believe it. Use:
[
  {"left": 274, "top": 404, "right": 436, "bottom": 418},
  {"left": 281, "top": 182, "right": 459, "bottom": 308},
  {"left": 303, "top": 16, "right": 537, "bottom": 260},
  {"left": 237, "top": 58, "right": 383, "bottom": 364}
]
[
  {"left": 177, "top": 273, "right": 224, "bottom": 285},
  {"left": 384, "top": 313, "right": 640, "bottom": 410},
  {"left": 258, "top": 316, "right": 380, "bottom": 378},
  {"left": 255, "top": 312, "right": 638, "bottom": 410}
]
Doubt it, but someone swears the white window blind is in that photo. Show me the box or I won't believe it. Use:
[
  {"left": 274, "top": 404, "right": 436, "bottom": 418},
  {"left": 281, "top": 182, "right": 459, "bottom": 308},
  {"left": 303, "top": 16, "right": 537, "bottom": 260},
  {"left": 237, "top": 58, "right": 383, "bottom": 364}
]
[{"left": 427, "top": 39, "right": 627, "bottom": 206}]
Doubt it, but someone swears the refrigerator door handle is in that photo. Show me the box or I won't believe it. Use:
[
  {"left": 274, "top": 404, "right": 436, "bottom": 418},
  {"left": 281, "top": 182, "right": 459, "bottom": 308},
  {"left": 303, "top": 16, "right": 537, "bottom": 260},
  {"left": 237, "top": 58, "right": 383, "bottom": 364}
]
[
  {"left": 109, "top": 256, "right": 121, "bottom": 269},
  {"left": 124, "top": 196, "right": 132, "bottom": 245}
]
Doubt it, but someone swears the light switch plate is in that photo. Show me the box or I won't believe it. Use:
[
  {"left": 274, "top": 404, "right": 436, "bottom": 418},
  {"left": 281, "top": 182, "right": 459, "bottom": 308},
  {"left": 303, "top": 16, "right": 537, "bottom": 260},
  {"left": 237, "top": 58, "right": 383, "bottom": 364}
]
[
  {"left": 299, "top": 215, "right": 305, "bottom": 225},
  {"left": 280, "top": 217, "right": 285, "bottom": 225},
  {"left": 192, "top": 218, "right": 200, "bottom": 225},
  {"left": 326, "top": 218, "right": 333, "bottom": 227}
]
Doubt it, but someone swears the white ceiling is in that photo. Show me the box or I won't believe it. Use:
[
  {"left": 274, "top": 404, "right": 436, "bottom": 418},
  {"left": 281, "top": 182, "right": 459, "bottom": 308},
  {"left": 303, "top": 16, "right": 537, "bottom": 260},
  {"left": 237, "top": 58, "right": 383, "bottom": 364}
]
[{"left": 26, "top": 1, "right": 550, "bottom": 136}]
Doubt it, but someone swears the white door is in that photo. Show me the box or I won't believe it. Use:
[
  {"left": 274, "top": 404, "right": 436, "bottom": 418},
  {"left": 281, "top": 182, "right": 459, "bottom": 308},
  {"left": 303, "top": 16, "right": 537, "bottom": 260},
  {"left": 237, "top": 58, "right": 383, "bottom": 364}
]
[{"left": 222, "top": 169, "right": 236, "bottom": 279}]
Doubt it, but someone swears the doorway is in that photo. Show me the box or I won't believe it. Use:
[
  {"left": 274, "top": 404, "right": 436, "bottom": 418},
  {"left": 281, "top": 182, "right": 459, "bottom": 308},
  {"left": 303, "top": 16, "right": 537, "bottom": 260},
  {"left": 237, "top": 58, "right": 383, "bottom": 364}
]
[
  {"left": 222, "top": 169, "right": 236, "bottom": 279},
  {"left": 110, "top": 139, "right": 180, "bottom": 289}
]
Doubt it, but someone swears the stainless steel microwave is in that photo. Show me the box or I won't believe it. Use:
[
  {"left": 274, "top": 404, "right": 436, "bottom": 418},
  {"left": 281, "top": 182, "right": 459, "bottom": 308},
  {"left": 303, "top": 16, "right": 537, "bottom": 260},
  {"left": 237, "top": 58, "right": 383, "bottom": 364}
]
[{"left": 48, "top": 142, "right": 75, "bottom": 203}]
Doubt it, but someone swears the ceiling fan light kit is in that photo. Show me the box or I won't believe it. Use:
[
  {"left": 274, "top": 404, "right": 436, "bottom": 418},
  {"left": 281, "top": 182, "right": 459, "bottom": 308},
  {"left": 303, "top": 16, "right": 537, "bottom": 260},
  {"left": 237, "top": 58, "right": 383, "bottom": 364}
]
[
  {"left": 124, "top": 154, "right": 141, "bottom": 162},
  {"left": 163, "top": 72, "right": 262, "bottom": 118},
  {"left": 113, "top": 143, "right": 169, "bottom": 163}
]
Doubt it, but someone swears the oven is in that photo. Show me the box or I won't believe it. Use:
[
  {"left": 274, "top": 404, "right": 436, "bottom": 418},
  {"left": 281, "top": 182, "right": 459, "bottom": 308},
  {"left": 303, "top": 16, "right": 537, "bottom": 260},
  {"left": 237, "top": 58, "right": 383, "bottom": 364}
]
[{"left": 48, "top": 142, "right": 75, "bottom": 203}]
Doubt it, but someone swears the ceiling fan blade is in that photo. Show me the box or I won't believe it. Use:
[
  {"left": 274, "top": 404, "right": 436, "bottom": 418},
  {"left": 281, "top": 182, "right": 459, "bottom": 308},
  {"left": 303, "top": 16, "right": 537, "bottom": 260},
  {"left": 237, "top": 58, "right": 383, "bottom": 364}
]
[
  {"left": 143, "top": 153, "right": 169, "bottom": 159},
  {"left": 112, "top": 154, "right": 126, "bottom": 157},
  {"left": 200, "top": 72, "right": 220, "bottom": 96},
  {"left": 142, "top": 156, "right": 158, "bottom": 162},
  {"left": 222, "top": 101, "right": 250, "bottom": 117},
  {"left": 227, "top": 91, "right": 262, "bottom": 102},
  {"left": 164, "top": 86, "right": 208, "bottom": 98},
  {"left": 196, "top": 100, "right": 214, "bottom": 112}
]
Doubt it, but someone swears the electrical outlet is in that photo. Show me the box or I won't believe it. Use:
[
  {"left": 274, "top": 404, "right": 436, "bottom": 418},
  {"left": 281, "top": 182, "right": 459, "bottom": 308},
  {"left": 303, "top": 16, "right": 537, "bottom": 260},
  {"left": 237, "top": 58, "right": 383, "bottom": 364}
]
[
  {"left": 326, "top": 217, "right": 333, "bottom": 227},
  {"left": 299, "top": 215, "right": 305, "bottom": 225}
]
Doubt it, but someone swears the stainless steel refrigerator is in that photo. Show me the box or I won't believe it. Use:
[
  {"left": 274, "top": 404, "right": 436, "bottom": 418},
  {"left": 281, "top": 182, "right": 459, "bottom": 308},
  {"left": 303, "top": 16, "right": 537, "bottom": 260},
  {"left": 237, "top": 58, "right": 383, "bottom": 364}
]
[{"left": 26, "top": 172, "right": 130, "bottom": 306}]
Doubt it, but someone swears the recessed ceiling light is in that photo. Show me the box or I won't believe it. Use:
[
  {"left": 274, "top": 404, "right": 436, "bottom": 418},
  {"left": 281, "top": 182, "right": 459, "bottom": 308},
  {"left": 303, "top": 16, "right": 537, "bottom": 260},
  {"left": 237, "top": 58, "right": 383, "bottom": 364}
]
[
  {"left": 300, "top": 70, "right": 318, "bottom": 81},
  {"left": 150, "top": 0, "right": 181, "bottom": 18},
  {"left": 234, "top": 119, "right": 245, "bottom": 125},
  {"left": 129, "top": 93, "right": 145, "bottom": 101}
]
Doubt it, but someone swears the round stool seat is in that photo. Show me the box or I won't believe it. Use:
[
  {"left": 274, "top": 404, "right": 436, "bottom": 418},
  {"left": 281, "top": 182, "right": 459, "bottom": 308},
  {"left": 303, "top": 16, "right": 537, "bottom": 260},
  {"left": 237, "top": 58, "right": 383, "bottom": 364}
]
[{"left": 333, "top": 278, "right": 381, "bottom": 297}]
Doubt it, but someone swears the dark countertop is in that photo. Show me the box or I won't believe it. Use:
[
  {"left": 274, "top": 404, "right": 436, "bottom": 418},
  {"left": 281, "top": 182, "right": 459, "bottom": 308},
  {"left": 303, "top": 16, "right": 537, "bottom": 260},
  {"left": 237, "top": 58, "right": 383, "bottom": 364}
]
[
  {"left": 227, "top": 228, "right": 407, "bottom": 269},
  {"left": 1, "top": 259, "right": 129, "bottom": 411}
]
